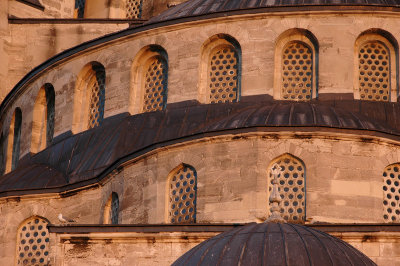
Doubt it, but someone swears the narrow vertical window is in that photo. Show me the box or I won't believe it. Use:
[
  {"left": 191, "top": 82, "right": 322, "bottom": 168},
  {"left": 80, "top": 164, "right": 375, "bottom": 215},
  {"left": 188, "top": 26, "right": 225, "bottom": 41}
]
[
  {"left": 281, "top": 42, "right": 313, "bottom": 100},
  {"left": 358, "top": 41, "right": 390, "bottom": 101},
  {"left": 0, "top": 134, "right": 5, "bottom": 175},
  {"left": 110, "top": 192, "right": 119, "bottom": 224},
  {"left": 16, "top": 217, "right": 50, "bottom": 266},
  {"left": 46, "top": 85, "right": 55, "bottom": 146},
  {"left": 142, "top": 56, "right": 168, "bottom": 112},
  {"left": 75, "top": 0, "right": 86, "bottom": 18},
  {"left": 208, "top": 46, "right": 239, "bottom": 103},
  {"left": 383, "top": 164, "right": 400, "bottom": 222},
  {"left": 6, "top": 108, "right": 22, "bottom": 172},
  {"left": 126, "top": 0, "right": 143, "bottom": 19},
  {"left": 268, "top": 154, "right": 305, "bottom": 223},
  {"left": 32, "top": 84, "right": 55, "bottom": 153},
  {"left": 168, "top": 164, "right": 197, "bottom": 224},
  {"left": 87, "top": 64, "right": 106, "bottom": 129}
]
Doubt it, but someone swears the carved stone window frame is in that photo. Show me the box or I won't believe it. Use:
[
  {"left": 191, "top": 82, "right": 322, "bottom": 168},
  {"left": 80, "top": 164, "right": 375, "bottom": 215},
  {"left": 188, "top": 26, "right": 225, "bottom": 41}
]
[
  {"left": 354, "top": 31, "right": 398, "bottom": 102},
  {"left": 274, "top": 29, "right": 319, "bottom": 101}
]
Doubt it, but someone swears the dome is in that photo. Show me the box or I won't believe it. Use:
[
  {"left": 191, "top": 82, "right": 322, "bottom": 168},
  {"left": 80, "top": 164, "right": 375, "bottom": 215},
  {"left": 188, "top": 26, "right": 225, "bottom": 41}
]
[
  {"left": 173, "top": 222, "right": 376, "bottom": 266},
  {"left": 149, "top": 0, "right": 400, "bottom": 23}
]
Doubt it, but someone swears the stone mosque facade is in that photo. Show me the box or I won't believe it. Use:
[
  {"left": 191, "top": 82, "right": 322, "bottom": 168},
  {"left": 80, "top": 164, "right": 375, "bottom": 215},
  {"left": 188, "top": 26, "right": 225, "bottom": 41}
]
[{"left": 1, "top": 0, "right": 400, "bottom": 265}]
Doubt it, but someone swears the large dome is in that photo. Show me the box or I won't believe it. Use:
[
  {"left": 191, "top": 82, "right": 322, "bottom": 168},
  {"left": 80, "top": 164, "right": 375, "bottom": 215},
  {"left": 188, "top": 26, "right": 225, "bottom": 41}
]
[
  {"left": 173, "top": 222, "right": 376, "bottom": 266},
  {"left": 149, "top": 0, "right": 400, "bottom": 23}
]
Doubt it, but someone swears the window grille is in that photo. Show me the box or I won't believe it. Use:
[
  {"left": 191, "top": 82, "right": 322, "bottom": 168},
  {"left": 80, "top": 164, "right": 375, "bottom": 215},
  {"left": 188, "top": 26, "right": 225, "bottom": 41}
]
[
  {"left": 16, "top": 217, "right": 50, "bottom": 266},
  {"left": 383, "top": 164, "right": 400, "bottom": 222},
  {"left": 12, "top": 108, "right": 22, "bottom": 171},
  {"left": 143, "top": 57, "right": 167, "bottom": 112},
  {"left": 87, "top": 66, "right": 105, "bottom": 129},
  {"left": 209, "top": 46, "right": 239, "bottom": 103},
  {"left": 45, "top": 84, "right": 55, "bottom": 147},
  {"left": 126, "top": 0, "right": 143, "bottom": 19},
  {"left": 168, "top": 165, "right": 197, "bottom": 223},
  {"left": 75, "top": 0, "right": 86, "bottom": 18},
  {"left": 282, "top": 42, "right": 313, "bottom": 100},
  {"left": 358, "top": 41, "right": 390, "bottom": 101},
  {"left": 110, "top": 192, "right": 119, "bottom": 224},
  {"left": 269, "top": 154, "right": 305, "bottom": 222}
]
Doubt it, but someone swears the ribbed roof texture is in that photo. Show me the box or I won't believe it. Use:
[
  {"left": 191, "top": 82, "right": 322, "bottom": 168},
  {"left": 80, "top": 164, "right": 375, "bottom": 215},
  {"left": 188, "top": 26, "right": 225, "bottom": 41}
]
[
  {"left": 1, "top": 98, "right": 400, "bottom": 196},
  {"left": 173, "top": 222, "right": 376, "bottom": 266},
  {"left": 149, "top": 0, "right": 400, "bottom": 23}
]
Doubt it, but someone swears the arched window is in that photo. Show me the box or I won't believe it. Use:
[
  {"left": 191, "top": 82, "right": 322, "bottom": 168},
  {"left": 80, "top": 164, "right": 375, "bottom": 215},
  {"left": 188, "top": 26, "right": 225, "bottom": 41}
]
[
  {"left": 126, "top": 0, "right": 143, "bottom": 19},
  {"left": 74, "top": 0, "right": 86, "bottom": 18},
  {"left": 6, "top": 108, "right": 22, "bottom": 172},
  {"left": 383, "top": 164, "right": 400, "bottom": 222},
  {"left": 167, "top": 164, "right": 197, "bottom": 224},
  {"left": 72, "top": 62, "right": 106, "bottom": 133},
  {"left": 274, "top": 29, "right": 318, "bottom": 101},
  {"left": 0, "top": 134, "right": 5, "bottom": 175},
  {"left": 31, "top": 84, "right": 55, "bottom": 153},
  {"left": 130, "top": 45, "right": 168, "bottom": 114},
  {"left": 268, "top": 154, "right": 305, "bottom": 223},
  {"left": 355, "top": 30, "right": 398, "bottom": 102},
  {"left": 16, "top": 217, "right": 50, "bottom": 265},
  {"left": 104, "top": 192, "right": 119, "bottom": 224},
  {"left": 200, "top": 34, "right": 241, "bottom": 104}
]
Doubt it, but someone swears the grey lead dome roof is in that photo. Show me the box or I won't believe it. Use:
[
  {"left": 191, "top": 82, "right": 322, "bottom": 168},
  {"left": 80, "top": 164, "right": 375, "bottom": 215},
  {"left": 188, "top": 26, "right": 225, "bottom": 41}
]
[
  {"left": 173, "top": 222, "right": 376, "bottom": 266},
  {"left": 149, "top": 0, "right": 400, "bottom": 23}
]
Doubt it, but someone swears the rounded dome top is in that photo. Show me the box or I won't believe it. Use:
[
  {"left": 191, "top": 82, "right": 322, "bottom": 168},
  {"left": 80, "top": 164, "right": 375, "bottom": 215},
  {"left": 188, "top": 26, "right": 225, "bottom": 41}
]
[
  {"left": 149, "top": 0, "right": 400, "bottom": 23},
  {"left": 173, "top": 222, "right": 376, "bottom": 266}
]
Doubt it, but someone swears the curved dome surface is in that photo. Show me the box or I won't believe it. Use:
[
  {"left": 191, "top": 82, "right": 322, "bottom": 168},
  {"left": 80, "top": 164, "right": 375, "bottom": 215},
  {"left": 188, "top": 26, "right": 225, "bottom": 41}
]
[
  {"left": 1, "top": 99, "right": 400, "bottom": 196},
  {"left": 149, "top": 0, "right": 400, "bottom": 23},
  {"left": 173, "top": 222, "right": 376, "bottom": 266}
]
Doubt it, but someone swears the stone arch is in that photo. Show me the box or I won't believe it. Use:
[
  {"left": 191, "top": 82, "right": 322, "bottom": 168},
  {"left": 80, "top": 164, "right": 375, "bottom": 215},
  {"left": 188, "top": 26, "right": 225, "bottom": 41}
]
[
  {"left": 72, "top": 61, "right": 106, "bottom": 133},
  {"left": 274, "top": 28, "right": 319, "bottom": 101},
  {"left": 354, "top": 29, "right": 398, "bottom": 102},
  {"left": 103, "top": 192, "right": 120, "bottom": 224},
  {"left": 165, "top": 163, "right": 197, "bottom": 224},
  {"left": 31, "top": 83, "right": 55, "bottom": 153},
  {"left": 6, "top": 108, "right": 22, "bottom": 173},
  {"left": 130, "top": 44, "right": 168, "bottom": 114},
  {"left": 15, "top": 216, "right": 50, "bottom": 266},
  {"left": 267, "top": 153, "right": 306, "bottom": 223},
  {"left": 198, "top": 34, "right": 242, "bottom": 104}
]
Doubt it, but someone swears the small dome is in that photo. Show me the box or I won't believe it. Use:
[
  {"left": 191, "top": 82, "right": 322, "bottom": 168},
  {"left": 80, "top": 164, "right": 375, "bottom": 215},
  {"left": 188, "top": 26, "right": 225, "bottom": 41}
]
[
  {"left": 149, "top": 0, "right": 400, "bottom": 23},
  {"left": 173, "top": 222, "right": 376, "bottom": 265}
]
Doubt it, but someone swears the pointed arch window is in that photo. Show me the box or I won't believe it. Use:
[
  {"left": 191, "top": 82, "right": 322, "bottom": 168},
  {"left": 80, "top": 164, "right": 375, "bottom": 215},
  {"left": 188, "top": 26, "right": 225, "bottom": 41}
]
[
  {"left": 16, "top": 217, "right": 50, "bottom": 265},
  {"left": 31, "top": 84, "right": 55, "bottom": 153},
  {"left": 168, "top": 164, "right": 197, "bottom": 224},
  {"left": 6, "top": 108, "right": 22, "bottom": 172},
  {"left": 268, "top": 154, "right": 305, "bottom": 223},
  {"left": 73, "top": 62, "right": 106, "bottom": 133},
  {"left": 126, "top": 0, "right": 143, "bottom": 19},
  {"left": 383, "top": 164, "right": 400, "bottom": 222}
]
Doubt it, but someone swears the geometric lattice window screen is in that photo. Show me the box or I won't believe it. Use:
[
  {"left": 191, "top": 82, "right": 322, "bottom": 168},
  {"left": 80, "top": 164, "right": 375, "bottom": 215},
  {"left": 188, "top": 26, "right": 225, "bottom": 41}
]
[
  {"left": 87, "top": 66, "right": 105, "bottom": 129},
  {"left": 168, "top": 165, "right": 197, "bottom": 224},
  {"left": 383, "top": 164, "right": 400, "bottom": 222},
  {"left": 282, "top": 42, "right": 313, "bottom": 101},
  {"left": 142, "top": 57, "right": 168, "bottom": 112},
  {"left": 269, "top": 154, "right": 305, "bottom": 223},
  {"left": 126, "top": 0, "right": 143, "bottom": 19},
  {"left": 358, "top": 41, "right": 390, "bottom": 102},
  {"left": 16, "top": 217, "right": 50, "bottom": 266},
  {"left": 209, "top": 46, "right": 239, "bottom": 104},
  {"left": 110, "top": 192, "right": 119, "bottom": 225},
  {"left": 75, "top": 0, "right": 86, "bottom": 18}
]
